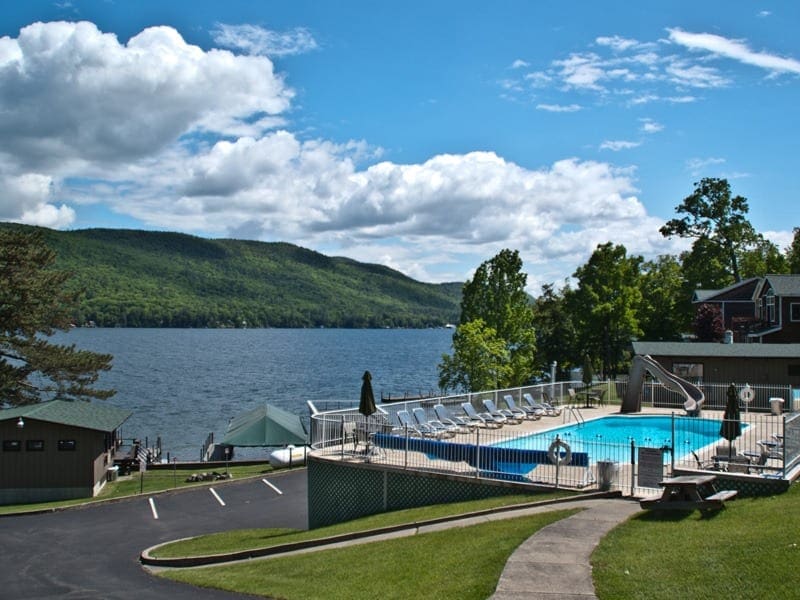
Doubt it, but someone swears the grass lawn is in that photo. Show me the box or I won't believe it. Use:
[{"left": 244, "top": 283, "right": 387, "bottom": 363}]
[
  {"left": 593, "top": 484, "right": 800, "bottom": 599},
  {"left": 151, "top": 491, "right": 573, "bottom": 558},
  {"left": 162, "top": 508, "right": 578, "bottom": 600},
  {"left": 0, "top": 462, "right": 274, "bottom": 515}
]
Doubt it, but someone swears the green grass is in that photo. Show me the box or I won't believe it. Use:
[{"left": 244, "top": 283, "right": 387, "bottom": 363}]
[
  {"left": 151, "top": 491, "right": 573, "bottom": 558},
  {"left": 162, "top": 508, "right": 578, "bottom": 600},
  {"left": 0, "top": 463, "right": 273, "bottom": 515},
  {"left": 593, "top": 485, "right": 800, "bottom": 599}
]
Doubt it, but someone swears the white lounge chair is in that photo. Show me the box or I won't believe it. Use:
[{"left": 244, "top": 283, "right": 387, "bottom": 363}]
[
  {"left": 504, "top": 395, "right": 541, "bottom": 420},
  {"left": 434, "top": 404, "right": 475, "bottom": 433},
  {"left": 461, "top": 402, "right": 504, "bottom": 428},
  {"left": 412, "top": 407, "right": 457, "bottom": 438},
  {"left": 523, "top": 392, "right": 561, "bottom": 416},
  {"left": 482, "top": 399, "right": 522, "bottom": 424},
  {"left": 396, "top": 409, "right": 436, "bottom": 437}
]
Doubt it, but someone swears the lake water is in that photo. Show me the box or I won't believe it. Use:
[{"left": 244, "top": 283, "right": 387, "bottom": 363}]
[{"left": 56, "top": 328, "right": 454, "bottom": 460}]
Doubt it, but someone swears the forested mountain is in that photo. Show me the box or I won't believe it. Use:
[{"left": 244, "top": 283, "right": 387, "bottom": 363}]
[{"left": 2, "top": 224, "right": 461, "bottom": 328}]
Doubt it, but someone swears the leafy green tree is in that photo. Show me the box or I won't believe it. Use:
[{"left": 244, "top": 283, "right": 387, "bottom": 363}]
[
  {"left": 531, "top": 282, "right": 577, "bottom": 380},
  {"left": 660, "top": 178, "right": 760, "bottom": 282},
  {"left": 786, "top": 228, "right": 800, "bottom": 274},
  {"left": 638, "top": 255, "right": 689, "bottom": 340},
  {"left": 440, "top": 249, "right": 536, "bottom": 391},
  {"left": 739, "top": 238, "right": 788, "bottom": 278},
  {"left": 569, "top": 243, "right": 643, "bottom": 378},
  {"left": 438, "top": 319, "right": 510, "bottom": 392},
  {"left": 0, "top": 229, "right": 114, "bottom": 406}
]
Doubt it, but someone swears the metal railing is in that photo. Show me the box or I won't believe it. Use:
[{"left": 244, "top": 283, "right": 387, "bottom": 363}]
[{"left": 309, "top": 383, "right": 797, "bottom": 495}]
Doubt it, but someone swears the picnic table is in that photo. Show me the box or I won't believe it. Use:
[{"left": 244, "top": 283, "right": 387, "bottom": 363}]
[{"left": 639, "top": 474, "right": 737, "bottom": 512}]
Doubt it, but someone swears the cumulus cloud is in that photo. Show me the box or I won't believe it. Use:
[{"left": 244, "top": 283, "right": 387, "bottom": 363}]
[{"left": 639, "top": 118, "right": 664, "bottom": 133}]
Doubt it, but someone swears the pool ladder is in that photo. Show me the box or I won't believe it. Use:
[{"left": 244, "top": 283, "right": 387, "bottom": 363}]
[{"left": 563, "top": 405, "right": 585, "bottom": 425}]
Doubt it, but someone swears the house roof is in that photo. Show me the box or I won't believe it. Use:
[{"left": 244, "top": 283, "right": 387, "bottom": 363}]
[
  {"left": 0, "top": 400, "right": 131, "bottom": 432},
  {"left": 692, "top": 277, "right": 760, "bottom": 303},
  {"left": 633, "top": 341, "right": 800, "bottom": 359},
  {"left": 762, "top": 274, "right": 800, "bottom": 297}
]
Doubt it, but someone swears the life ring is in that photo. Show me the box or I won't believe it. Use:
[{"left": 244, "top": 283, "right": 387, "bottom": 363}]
[
  {"left": 548, "top": 439, "right": 572, "bottom": 466},
  {"left": 739, "top": 385, "right": 754, "bottom": 404}
]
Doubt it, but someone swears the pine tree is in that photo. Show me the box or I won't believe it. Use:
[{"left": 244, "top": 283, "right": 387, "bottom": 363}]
[{"left": 0, "top": 228, "right": 114, "bottom": 406}]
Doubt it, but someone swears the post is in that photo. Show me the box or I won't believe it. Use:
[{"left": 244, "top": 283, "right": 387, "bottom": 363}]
[
  {"left": 670, "top": 412, "right": 676, "bottom": 473},
  {"left": 630, "top": 439, "right": 636, "bottom": 496},
  {"left": 475, "top": 428, "right": 481, "bottom": 479},
  {"left": 554, "top": 435, "right": 560, "bottom": 489},
  {"left": 173, "top": 456, "right": 177, "bottom": 488}
]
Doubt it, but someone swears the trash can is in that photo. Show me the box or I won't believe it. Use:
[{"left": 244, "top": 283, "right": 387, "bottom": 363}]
[
  {"left": 596, "top": 460, "right": 618, "bottom": 491},
  {"left": 770, "top": 398, "right": 784, "bottom": 415}
]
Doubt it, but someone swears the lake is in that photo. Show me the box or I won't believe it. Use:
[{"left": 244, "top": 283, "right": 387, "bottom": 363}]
[{"left": 56, "top": 328, "right": 454, "bottom": 460}]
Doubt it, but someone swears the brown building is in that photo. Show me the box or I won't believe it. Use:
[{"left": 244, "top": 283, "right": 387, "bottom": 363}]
[
  {"left": 694, "top": 274, "right": 800, "bottom": 343},
  {"left": 0, "top": 400, "right": 131, "bottom": 505}
]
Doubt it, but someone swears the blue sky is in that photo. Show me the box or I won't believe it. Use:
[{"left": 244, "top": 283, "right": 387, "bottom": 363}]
[{"left": 0, "top": 1, "right": 798, "bottom": 291}]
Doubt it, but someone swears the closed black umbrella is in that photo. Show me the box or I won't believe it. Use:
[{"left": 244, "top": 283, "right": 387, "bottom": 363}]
[
  {"left": 720, "top": 383, "right": 742, "bottom": 460},
  {"left": 359, "top": 370, "right": 377, "bottom": 417}
]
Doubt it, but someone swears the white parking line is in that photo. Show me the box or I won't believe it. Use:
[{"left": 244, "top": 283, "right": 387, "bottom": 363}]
[
  {"left": 209, "top": 487, "right": 226, "bottom": 506},
  {"left": 148, "top": 497, "right": 159, "bottom": 520},
  {"left": 262, "top": 478, "right": 283, "bottom": 495}
]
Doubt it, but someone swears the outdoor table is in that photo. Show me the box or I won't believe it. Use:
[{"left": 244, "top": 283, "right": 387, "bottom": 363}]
[{"left": 639, "top": 474, "right": 737, "bottom": 511}]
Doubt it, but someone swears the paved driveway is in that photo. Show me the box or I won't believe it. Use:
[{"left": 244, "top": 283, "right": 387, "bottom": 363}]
[{"left": 0, "top": 469, "right": 308, "bottom": 599}]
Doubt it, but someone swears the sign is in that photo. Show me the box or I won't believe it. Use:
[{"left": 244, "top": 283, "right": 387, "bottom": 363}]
[
  {"left": 638, "top": 447, "right": 665, "bottom": 488},
  {"left": 137, "top": 448, "right": 148, "bottom": 473}
]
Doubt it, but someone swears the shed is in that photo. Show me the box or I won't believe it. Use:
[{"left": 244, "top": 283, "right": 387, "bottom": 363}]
[{"left": 0, "top": 400, "right": 132, "bottom": 505}]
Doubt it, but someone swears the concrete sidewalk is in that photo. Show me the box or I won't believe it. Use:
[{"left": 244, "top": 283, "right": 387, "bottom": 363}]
[{"left": 490, "top": 498, "right": 641, "bottom": 600}]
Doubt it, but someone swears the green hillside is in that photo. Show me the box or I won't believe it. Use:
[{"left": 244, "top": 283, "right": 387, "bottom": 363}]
[{"left": 2, "top": 224, "right": 462, "bottom": 328}]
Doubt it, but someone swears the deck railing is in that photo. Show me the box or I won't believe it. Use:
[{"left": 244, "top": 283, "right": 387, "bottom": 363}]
[{"left": 309, "top": 382, "right": 796, "bottom": 495}]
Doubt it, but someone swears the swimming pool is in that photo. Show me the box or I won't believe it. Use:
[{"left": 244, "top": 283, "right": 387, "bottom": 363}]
[{"left": 493, "top": 414, "right": 747, "bottom": 462}]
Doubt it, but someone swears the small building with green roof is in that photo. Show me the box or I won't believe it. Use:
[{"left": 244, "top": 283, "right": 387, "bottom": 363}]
[{"left": 0, "top": 400, "right": 131, "bottom": 505}]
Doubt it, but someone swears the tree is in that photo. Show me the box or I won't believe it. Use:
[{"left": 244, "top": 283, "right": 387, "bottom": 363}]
[
  {"left": 693, "top": 303, "right": 724, "bottom": 342},
  {"left": 637, "top": 255, "right": 689, "bottom": 341},
  {"left": 438, "top": 319, "right": 510, "bottom": 392},
  {"left": 569, "top": 243, "right": 643, "bottom": 378},
  {"left": 786, "top": 228, "right": 800, "bottom": 274},
  {"left": 0, "top": 228, "right": 114, "bottom": 406},
  {"left": 439, "top": 249, "right": 536, "bottom": 391},
  {"left": 739, "top": 237, "right": 788, "bottom": 278},
  {"left": 660, "top": 178, "right": 760, "bottom": 283},
  {"left": 531, "top": 282, "right": 577, "bottom": 380}
]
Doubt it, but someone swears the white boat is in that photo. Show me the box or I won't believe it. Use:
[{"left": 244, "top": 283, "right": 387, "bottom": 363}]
[{"left": 268, "top": 445, "right": 309, "bottom": 467}]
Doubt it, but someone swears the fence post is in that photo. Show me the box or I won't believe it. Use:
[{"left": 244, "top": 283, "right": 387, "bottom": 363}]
[
  {"left": 475, "top": 428, "right": 480, "bottom": 479},
  {"left": 404, "top": 425, "right": 409, "bottom": 469},
  {"left": 630, "top": 439, "right": 635, "bottom": 496}
]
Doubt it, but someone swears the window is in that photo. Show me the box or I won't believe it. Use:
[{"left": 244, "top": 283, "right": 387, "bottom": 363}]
[
  {"left": 791, "top": 303, "right": 800, "bottom": 322},
  {"left": 766, "top": 292, "right": 776, "bottom": 323},
  {"left": 58, "top": 439, "right": 76, "bottom": 451},
  {"left": 25, "top": 440, "right": 44, "bottom": 451},
  {"left": 2, "top": 440, "right": 21, "bottom": 452},
  {"left": 673, "top": 363, "right": 703, "bottom": 380}
]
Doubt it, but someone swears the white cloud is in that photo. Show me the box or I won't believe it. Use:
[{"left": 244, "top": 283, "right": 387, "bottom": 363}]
[
  {"left": 510, "top": 59, "right": 529, "bottom": 69},
  {"left": 536, "top": 103, "right": 582, "bottom": 112},
  {"left": 667, "top": 28, "right": 800, "bottom": 75},
  {"left": 757, "top": 11, "right": 771, "bottom": 18},
  {"left": 639, "top": 118, "right": 664, "bottom": 133},
  {"left": 211, "top": 23, "right": 318, "bottom": 57},
  {"left": 596, "top": 35, "right": 640, "bottom": 52},
  {"left": 686, "top": 157, "right": 725, "bottom": 176},
  {"left": 600, "top": 140, "right": 641, "bottom": 151}
]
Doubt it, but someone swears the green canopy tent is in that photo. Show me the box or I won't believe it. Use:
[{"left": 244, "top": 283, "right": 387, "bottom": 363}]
[{"left": 221, "top": 404, "right": 308, "bottom": 448}]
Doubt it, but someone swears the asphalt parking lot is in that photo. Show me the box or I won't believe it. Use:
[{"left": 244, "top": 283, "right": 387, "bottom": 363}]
[{"left": 0, "top": 468, "right": 308, "bottom": 599}]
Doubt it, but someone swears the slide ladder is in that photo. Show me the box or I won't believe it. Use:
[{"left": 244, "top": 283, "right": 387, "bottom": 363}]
[{"left": 621, "top": 355, "right": 705, "bottom": 414}]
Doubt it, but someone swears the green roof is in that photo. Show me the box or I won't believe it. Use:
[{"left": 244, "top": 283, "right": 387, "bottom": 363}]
[
  {"left": 221, "top": 404, "right": 308, "bottom": 447},
  {"left": 0, "top": 400, "right": 131, "bottom": 432}
]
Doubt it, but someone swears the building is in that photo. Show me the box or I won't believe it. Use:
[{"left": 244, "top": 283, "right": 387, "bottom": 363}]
[
  {"left": 693, "top": 274, "right": 800, "bottom": 343},
  {"left": 0, "top": 400, "right": 131, "bottom": 505}
]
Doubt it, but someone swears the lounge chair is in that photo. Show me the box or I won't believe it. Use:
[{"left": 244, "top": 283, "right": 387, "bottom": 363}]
[
  {"left": 461, "top": 402, "right": 504, "bottom": 428},
  {"left": 482, "top": 399, "right": 522, "bottom": 424},
  {"left": 434, "top": 404, "right": 475, "bottom": 433},
  {"left": 396, "top": 409, "right": 437, "bottom": 437},
  {"left": 412, "top": 407, "right": 457, "bottom": 438},
  {"left": 503, "top": 395, "right": 539, "bottom": 420},
  {"left": 522, "top": 392, "right": 560, "bottom": 416}
]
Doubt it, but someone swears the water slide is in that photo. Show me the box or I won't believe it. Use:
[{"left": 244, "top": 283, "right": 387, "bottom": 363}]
[{"left": 621, "top": 354, "right": 705, "bottom": 414}]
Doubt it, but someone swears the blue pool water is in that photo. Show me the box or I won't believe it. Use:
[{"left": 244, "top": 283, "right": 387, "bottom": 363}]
[{"left": 494, "top": 415, "right": 746, "bottom": 463}]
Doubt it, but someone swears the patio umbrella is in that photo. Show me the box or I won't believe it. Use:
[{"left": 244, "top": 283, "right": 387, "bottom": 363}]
[
  {"left": 359, "top": 370, "right": 377, "bottom": 417},
  {"left": 720, "top": 383, "right": 742, "bottom": 460}
]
